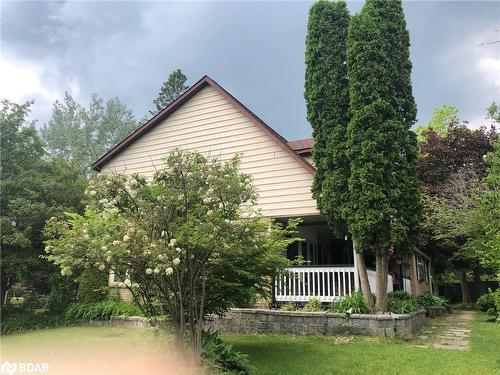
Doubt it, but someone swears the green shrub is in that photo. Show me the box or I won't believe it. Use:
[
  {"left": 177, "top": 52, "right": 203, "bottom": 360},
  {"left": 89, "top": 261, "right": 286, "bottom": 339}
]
[
  {"left": 389, "top": 290, "right": 413, "bottom": 300},
  {"left": 388, "top": 298, "right": 419, "bottom": 314},
  {"left": 65, "top": 300, "right": 142, "bottom": 321},
  {"left": 494, "top": 289, "right": 500, "bottom": 322},
  {"left": 486, "top": 307, "right": 496, "bottom": 316},
  {"left": 476, "top": 289, "right": 499, "bottom": 321},
  {"left": 476, "top": 290, "right": 496, "bottom": 312},
  {"left": 47, "top": 273, "right": 78, "bottom": 313},
  {"left": 416, "top": 292, "right": 447, "bottom": 316},
  {"left": 202, "top": 331, "right": 254, "bottom": 375},
  {"left": 76, "top": 269, "right": 109, "bottom": 303},
  {"left": 303, "top": 297, "right": 323, "bottom": 312},
  {"left": 280, "top": 302, "right": 297, "bottom": 311},
  {"left": 0, "top": 309, "right": 70, "bottom": 335},
  {"left": 330, "top": 291, "right": 370, "bottom": 314},
  {"left": 387, "top": 291, "right": 419, "bottom": 314}
]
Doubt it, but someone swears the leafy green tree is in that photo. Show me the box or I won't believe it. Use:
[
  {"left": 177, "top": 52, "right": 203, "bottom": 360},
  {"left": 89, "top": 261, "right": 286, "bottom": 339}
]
[
  {"left": 346, "top": 0, "right": 420, "bottom": 312},
  {"left": 41, "top": 93, "right": 138, "bottom": 171},
  {"left": 418, "top": 123, "right": 497, "bottom": 302},
  {"left": 151, "top": 69, "right": 189, "bottom": 115},
  {"left": 45, "top": 149, "right": 298, "bottom": 360},
  {"left": 486, "top": 101, "right": 500, "bottom": 125},
  {"left": 0, "top": 100, "right": 86, "bottom": 306},
  {"left": 421, "top": 170, "right": 488, "bottom": 302},
  {"left": 415, "top": 105, "right": 459, "bottom": 141},
  {"left": 472, "top": 140, "right": 500, "bottom": 276}
]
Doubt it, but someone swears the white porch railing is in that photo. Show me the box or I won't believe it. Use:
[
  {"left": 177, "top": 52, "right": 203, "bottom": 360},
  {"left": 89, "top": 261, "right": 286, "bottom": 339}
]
[
  {"left": 366, "top": 269, "right": 394, "bottom": 294},
  {"left": 274, "top": 266, "right": 358, "bottom": 303},
  {"left": 403, "top": 277, "right": 411, "bottom": 294},
  {"left": 274, "top": 267, "right": 394, "bottom": 303}
]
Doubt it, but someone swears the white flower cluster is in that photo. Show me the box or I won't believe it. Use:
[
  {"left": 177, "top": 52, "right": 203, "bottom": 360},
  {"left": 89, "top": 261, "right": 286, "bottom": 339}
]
[
  {"left": 61, "top": 266, "right": 72, "bottom": 276},
  {"left": 124, "top": 176, "right": 139, "bottom": 196},
  {"left": 143, "top": 238, "right": 182, "bottom": 277}
]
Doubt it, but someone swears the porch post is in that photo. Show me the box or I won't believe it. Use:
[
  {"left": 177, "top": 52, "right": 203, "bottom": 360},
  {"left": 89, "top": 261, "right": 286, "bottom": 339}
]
[{"left": 352, "top": 238, "right": 360, "bottom": 291}]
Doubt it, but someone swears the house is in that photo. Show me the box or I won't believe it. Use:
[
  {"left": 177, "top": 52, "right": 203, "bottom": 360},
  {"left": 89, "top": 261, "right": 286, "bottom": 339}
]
[{"left": 92, "top": 75, "right": 432, "bottom": 304}]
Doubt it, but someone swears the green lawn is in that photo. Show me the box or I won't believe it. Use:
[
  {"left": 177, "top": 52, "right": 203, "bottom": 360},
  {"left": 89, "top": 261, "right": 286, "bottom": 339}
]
[
  {"left": 1, "top": 312, "right": 498, "bottom": 375},
  {"left": 1, "top": 326, "right": 196, "bottom": 375},
  {"left": 225, "top": 312, "right": 500, "bottom": 375}
]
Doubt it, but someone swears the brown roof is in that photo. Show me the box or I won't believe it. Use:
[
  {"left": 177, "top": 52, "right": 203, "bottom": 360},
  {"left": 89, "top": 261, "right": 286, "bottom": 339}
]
[
  {"left": 287, "top": 138, "right": 313, "bottom": 155},
  {"left": 91, "top": 75, "right": 315, "bottom": 173}
]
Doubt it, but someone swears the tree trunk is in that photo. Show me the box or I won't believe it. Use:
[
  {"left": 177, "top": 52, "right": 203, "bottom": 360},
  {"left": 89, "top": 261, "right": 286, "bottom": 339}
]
[
  {"left": 374, "top": 251, "right": 389, "bottom": 313},
  {"left": 353, "top": 239, "right": 372, "bottom": 307},
  {"left": 458, "top": 270, "right": 470, "bottom": 304},
  {"left": 1, "top": 278, "right": 12, "bottom": 308},
  {"left": 472, "top": 269, "right": 483, "bottom": 299}
]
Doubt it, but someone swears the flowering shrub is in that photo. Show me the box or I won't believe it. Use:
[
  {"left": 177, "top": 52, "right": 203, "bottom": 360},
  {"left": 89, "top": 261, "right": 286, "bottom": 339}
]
[{"left": 44, "top": 149, "right": 299, "bottom": 358}]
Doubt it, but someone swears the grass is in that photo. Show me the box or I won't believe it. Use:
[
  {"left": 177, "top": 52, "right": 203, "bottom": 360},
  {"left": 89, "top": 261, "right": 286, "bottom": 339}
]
[
  {"left": 225, "top": 312, "right": 500, "bottom": 375},
  {"left": 1, "top": 326, "right": 197, "bottom": 375},
  {"left": 1, "top": 311, "right": 498, "bottom": 374}
]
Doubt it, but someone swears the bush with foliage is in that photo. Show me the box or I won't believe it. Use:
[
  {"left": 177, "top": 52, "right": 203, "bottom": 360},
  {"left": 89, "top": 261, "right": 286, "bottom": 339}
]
[
  {"left": 303, "top": 297, "right": 323, "bottom": 312},
  {"left": 44, "top": 149, "right": 299, "bottom": 360},
  {"left": 280, "top": 302, "right": 297, "bottom": 311},
  {"left": 416, "top": 292, "right": 447, "bottom": 312},
  {"left": 494, "top": 289, "right": 500, "bottom": 322},
  {"left": 476, "top": 289, "right": 499, "bottom": 319},
  {"left": 387, "top": 291, "right": 419, "bottom": 314},
  {"left": 0, "top": 308, "right": 69, "bottom": 335},
  {"left": 64, "top": 300, "right": 142, "bottom": 321},
  {"left": 476, "top": 292, "right": 494, "bottom": 312},
  {"left": 202, "top": 331, "right": 254, "bottom": 375},
  {"left": 330, "top": 291, "right": 370, "bottom": 314},
  {"left": 76, "top": 268, "right": 108, "bottom": 303},
  {"left": 47, "top": 273, "right": 78, "bottom": 313}
]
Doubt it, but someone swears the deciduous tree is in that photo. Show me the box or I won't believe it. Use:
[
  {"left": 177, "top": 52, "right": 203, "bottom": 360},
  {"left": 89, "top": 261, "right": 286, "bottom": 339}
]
[
  {"left": 42, "top": 93, "right": 138, "bottom": 172},
  {"left": 0, "top": 100, "right": 86, "bottom": 306},
  {"left": 415, "top": 105, "right": 459, "bottom": 141},
  {"left": 417, "top": 122, "right": 498, "bottom": 302}
]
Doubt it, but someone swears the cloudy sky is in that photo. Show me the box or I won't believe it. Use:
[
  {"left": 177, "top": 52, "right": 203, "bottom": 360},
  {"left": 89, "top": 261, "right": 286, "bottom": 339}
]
[{"left": 1, "top": 1, "right": 499, "bottom": 141}]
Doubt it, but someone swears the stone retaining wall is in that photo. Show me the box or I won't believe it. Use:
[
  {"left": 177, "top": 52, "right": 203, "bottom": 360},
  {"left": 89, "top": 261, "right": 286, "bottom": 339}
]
[
  {"left": 79, "top": 309, "right": 428, "bottom": 339},
  {"left": 81, "top": 316, "right": 150, "bottom": 329},
  {"left": 205, "top": 308, "right": 427, "bottom": 339}
]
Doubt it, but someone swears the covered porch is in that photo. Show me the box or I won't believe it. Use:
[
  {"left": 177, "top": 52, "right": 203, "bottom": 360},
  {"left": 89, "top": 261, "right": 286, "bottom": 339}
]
[{"left": 273, "top": 218, "right": 392, "bottom": 304}]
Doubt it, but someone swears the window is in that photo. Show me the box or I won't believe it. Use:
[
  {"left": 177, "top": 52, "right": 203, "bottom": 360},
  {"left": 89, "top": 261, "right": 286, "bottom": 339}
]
[{"left": 416, "top": 255, "right": 428, "bottom": 283}]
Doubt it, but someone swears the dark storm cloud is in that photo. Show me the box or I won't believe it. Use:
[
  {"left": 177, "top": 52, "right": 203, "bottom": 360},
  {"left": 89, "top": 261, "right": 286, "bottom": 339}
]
[{"left": 1, "top": 1, "right": 499, "bottom": 140}]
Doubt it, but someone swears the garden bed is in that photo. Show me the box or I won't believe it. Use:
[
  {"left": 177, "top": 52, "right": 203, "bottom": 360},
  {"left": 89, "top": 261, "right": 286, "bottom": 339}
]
[{"left": 205, "top": 308, "right": 427, "bottom": 339}]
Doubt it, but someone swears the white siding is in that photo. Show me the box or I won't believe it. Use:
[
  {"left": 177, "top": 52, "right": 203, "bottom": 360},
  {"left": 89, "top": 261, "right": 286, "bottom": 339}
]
[{"left": 101, "top": 85, "right": 319, "bottom": 218}]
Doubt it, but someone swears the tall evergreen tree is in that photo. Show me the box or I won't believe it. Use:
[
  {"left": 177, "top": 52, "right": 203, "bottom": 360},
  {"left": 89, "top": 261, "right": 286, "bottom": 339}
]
[
  {"left": 305, "top": 0, "right": 350, "bottom": 231},
  {"left": 305, "top": 0, "right": 373, "bottom": 303},
  {"left": 346, "top": 0, "right": 420, "bottom": 312},
  {"left": 151, "top": 69, "right": 189, "bottom": 115}
]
